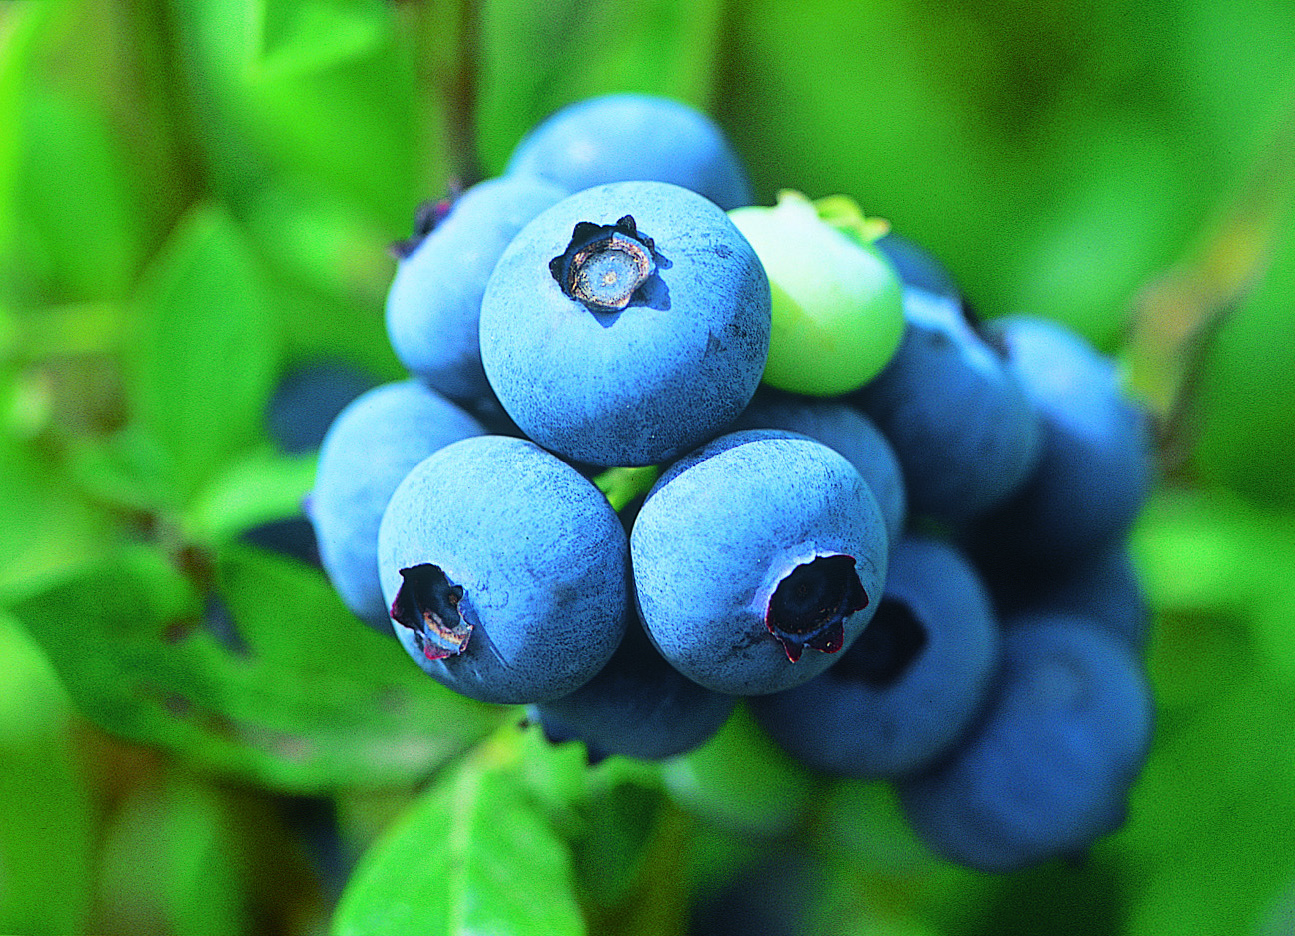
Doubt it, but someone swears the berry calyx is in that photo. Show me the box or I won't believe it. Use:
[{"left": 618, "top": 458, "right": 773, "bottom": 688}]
[
  {"left": 550, "top": 215, "right": 659, "bottom": 311},
  {"left": 390, "top": 563, "right": 471, "bottom": 660},
  {"left": 766, "top": 554, "right": 868, "bottom": 662}
]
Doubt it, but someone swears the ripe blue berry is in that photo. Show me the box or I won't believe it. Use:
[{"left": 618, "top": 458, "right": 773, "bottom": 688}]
[
  {"left": 987, "top": 543, "right": 1151, "bottom": 651},
  {"left": 534, "top": 620, "right": 736, "bottom": 761},
  {"left": 377, "top": 435, "right": 629, "bottom": 704},
  {"left": 851, "top": 286, "right": 1043, "bottom": 523},
  {"left": 750, "top": 536, "right": 999, "bottom": 778},
  {"left": 874, "top": 230, "right": 963, "bottom": 302},
  {"left": 479, "top": 181, "right": 771, "bottom": 467},
  {"left": 730, "top": 389, "right": 907, "bottom": 545},
  {"left": 385, "top": 176, "right": 567, "bottom": 402},
  {"left": 896, "top": 615, "right": 1154, "bottom": 872},
  {"left": 630, "top": 430, "right": 888, "bottom": 696},
  {"left": 309, "top": 380, "right": 486, "bottom": 629},
  {"left": 240, "top": 516, "right": 321, "bottom": 569},
  {"left": 966, "top": 315, "right": 1157, "bottom": 569},
  {"left": 505, "top": 93, "right": 753, "bottom": 210},
  {"left": 264, "top": 359, "right": 378, "bottom": 454}
]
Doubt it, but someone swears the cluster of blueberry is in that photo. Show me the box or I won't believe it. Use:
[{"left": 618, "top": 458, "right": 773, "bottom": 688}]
[{"left": 306, "top": 94, "right": 1157, "bottom": 872}]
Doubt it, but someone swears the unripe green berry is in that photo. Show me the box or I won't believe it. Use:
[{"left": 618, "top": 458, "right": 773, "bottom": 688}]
[{"left": 729, "top": 191, "right": 904, "bottom": 396}]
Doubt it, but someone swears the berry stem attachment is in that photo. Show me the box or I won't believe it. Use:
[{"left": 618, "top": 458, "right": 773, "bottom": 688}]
[
  {"left": 550, "top": 215, "right": 658, "bottom": 311},
  {"left": 391, "top": 563, "right": 472, "bottom": 660}
]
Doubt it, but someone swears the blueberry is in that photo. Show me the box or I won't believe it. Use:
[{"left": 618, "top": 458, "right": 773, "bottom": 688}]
[
  {"left": 505, "top": 94, "right": 753, "bottom": 210},
  {"left": 309, "top": 380, "right": 486, "bottom": 630},
  {"left": 533, "top": 620, "right": 736, "bottom": 761},
  {"left": 385, "top": 176, "right": 567, "bottom": 402},
  {"left": 730, "top": 389, "right": 906, "bottom": 544},
  {"left": 874, "top": 230, "right": 963, "bottom": 302},
  {"left": 965, "top": 315, "right": 1157, "bottom": 569},
  {"left": 479, "top": 181, "right": 771, "bottom": 467},
  {"left": 240, "top": 515, "right": 321, "bottom": 568},
  {"left": 377, "top": 435, "right": 629, "bottom": 704},
  {"left": 630, "top": 430, "right": 888, "bottom": 696},
  {"left": 750, "top": 535, "right": 999, "bottom": 778},
  {"left": 688, "top": 850, "right": 820, "bottom": 936},
  {"left": 851, "top": 286, "right": 1043, "bottom": 523},
  {"left": 264, "top": 359, "right": 379, "bottom": 454},
  {"left": 896, "top": 615, "right": 1154, "bottom": 872},
  {"left": 986, "top": 543, "right": 1151, "bottom": 651}
]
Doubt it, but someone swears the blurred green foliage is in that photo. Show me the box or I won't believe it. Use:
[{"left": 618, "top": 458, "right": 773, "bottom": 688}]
[{"left": 2, "top": 0, "right": 1295, "bottom": 934}]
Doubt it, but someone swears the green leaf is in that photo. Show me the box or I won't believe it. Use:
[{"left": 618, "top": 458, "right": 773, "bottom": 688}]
[
  {"left": 0, "top": 612, "right": 94, "bottom": 935},
  {"left": 11, "top": 81, "right": 149, "bottom": 306},
  {"left": 721, "top": 0, "right": 1235, "bottom": 343},
  {"left": 475, "top": 0, "right": 726, "bottom": 174},
  {"left": 0, "top": 437, "right": 114, "bottom": 606},
  {"left": 1133, "top": 489, "right": 1295, "bottom": 695},
  {"left": 168, "top": 0, "right": 425, "bottom": 231},
  {"left": 95, "top": 771, "right": 251, "bottom": 936},
  {"left": 660, "top": 703, "right": 814, "bottom": 838},
  {"left": 66, "top": 422, "right": 176, "bottom": 517},
  {"left": 721, "top": 0, "right": 1023, "bottom": 266},
  {"left": 1119, "top": 673, "right": 1295, "bottom": 936},
  {"left": 1194, "top": 201, "right": 1295, "bottom": 509},
  {"left": 810, "top": 780, "right": 992, "bottom": 936},
  {"left": 12, "top": 543, "right": 507, "bottom": 792},
  {"left": 126, "top": 202, "right": 280, "bottom": 505},
  {"left": 509, "top": 725, "right": 690, "bottom": 934},
  {"left": 240, "top": 184, "right": 404, "bottom": 377},
  {"left": 0, "top": 1, "right": 74, "bottom": 280},
  {"left": 183, "top": 445, "right": 317, "bottom": 546},
  {"left": 1000, "top": 122, "right": 1200, "bottom": 351},
  {"left": 569, "top": 770, "right": 666, "bottom": 909},
  {"left": 575, "top": 794, "right": 691, "bottom": 936},
  {"left": 1174, "top": 0, "right": 1295, "bottom": 179},
  {"left": 515, "top": 720, "right": 597, "bottom": 834},
  {"left": 242, "top": 183, "right": 399, "bottom": 316},
  {"left": 813, "top": 780, "right": 931, "bottom": 875},
  {"left": 6, "top": 300, "right": 129, "bottom": 360},
  {"left": 259, "top": 0, "right": 389, "bottom": 77},
  {"left": 332, "top": 729, "right": 586, "bottom": 936}
]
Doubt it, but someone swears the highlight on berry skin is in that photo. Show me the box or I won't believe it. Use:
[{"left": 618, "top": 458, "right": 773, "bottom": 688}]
[
  {"left": 549, "top": 215, "right": 659, "bottom": 311},
  {"left": 766, "top": 554, "right": 868, "bottom": 662},
  {"left": 389, "top": 563, "right": 471, "bottom": 660}
]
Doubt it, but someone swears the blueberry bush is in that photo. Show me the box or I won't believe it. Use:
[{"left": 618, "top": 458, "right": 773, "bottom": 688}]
[{"left": 3, "top": 2, "right": 1295, "bottom": 934}]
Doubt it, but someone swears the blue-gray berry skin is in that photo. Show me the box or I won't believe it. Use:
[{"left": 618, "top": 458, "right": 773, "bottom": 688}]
[
  {"left": 988, "top": 544, "right": 1151, "bottom": 651},
  {"left": 730, "top": 389, "right": 907, "bottom": 544},
  {"left": 479, "top": 181, "right": 771, "bottom": 467},
  {"left": 874, "top": 231, "right": 962, "bottom": 302},
  {"left": 265, "top": 359, "right": 379, "bottom": 454},
  {"left": 309, "top": 380, "right": 486, "bottom": 631},
  {"left": 377, "top": 435, "right": 629, "bottom": 705},
  {"left": 505, "top": 94, "right": 753, "bottom": 210},
  {"left": 240, "top": 516, "right": 321, "bottom": 568},
  {"left": 896, "top": 616, "right": 1154, "bottom": 873},
  {"left": 631, "top": 430, "right": 888, "bottom": 696},
  {"left": 967, "top": 315, "right": 1157, "bottom": 569},
  {"left": 751, "top": 535, "right": 999, "bottom": 779},
  {"left": 385, "top": 176, "right": 567, "bottom": 402},
  {"left": 851, "top": 286, "right": 1043, "bottom": 523},
  {"left": 534, "top": 620, "right": 736, "bottom": 761}
]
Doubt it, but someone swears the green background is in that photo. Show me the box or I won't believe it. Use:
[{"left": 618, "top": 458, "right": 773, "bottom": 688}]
[{"left": 2, "top": 1, "right": 1295, "bottom": 933}]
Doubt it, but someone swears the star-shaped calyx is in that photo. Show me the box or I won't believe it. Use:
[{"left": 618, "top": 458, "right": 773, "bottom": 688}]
[
  {"left": 390, "top": 563, "right": 472, "bottom": 660},
  {"left": 765, "top": 554, "right": 868, "bottom": 662}
]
